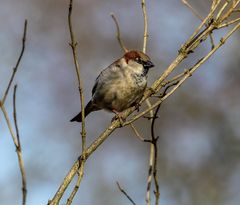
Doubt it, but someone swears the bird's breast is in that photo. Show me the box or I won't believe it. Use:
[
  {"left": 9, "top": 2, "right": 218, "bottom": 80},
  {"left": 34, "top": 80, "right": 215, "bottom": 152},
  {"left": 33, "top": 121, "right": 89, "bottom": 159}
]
[{"left": 93, "top": 70, "right": 147, "bottom": 112}]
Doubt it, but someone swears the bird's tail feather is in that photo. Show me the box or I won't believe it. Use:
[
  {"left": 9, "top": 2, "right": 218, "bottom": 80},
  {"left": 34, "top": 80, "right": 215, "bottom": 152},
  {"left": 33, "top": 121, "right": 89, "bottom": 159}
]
[{"left": 70, "top": 101, "right": 99, "bottom": 122}]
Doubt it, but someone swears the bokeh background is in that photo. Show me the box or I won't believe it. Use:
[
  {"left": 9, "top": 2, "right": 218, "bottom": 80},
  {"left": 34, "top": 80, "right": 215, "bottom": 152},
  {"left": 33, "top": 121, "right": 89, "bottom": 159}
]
[{"left": 0, "top": 0, "right": 240, "bottom": 205}]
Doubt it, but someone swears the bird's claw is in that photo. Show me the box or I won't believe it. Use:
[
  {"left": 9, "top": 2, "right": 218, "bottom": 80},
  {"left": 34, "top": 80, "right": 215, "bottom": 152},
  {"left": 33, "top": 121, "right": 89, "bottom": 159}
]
[{"left": 111, "top": 110, "right": 125, "bottom": 126}]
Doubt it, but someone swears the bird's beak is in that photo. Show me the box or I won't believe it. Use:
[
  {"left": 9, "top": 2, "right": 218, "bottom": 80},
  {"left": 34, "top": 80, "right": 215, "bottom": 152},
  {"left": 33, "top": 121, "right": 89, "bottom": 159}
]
[{"left": 144, "top": 60, "right": 154, "bottom": 69}]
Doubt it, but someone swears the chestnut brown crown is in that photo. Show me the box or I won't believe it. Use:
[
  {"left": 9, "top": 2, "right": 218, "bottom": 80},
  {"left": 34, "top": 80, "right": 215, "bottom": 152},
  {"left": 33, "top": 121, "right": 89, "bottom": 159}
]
[{"left": 124, "top": 50, "right": 154, "bottom": 69}]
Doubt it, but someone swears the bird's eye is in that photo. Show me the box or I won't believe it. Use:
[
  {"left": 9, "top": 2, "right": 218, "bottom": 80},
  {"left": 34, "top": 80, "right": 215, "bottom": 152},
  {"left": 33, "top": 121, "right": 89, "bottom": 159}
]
[{"left": 135, "top": 57, "right": 141, "bottom": 62}]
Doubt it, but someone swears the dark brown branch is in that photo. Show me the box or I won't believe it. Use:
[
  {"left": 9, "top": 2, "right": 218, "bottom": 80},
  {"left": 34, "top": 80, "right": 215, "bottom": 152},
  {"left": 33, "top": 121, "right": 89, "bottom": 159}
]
[{"left": 149, "top": 82, "right": 178, "bottom": 205}]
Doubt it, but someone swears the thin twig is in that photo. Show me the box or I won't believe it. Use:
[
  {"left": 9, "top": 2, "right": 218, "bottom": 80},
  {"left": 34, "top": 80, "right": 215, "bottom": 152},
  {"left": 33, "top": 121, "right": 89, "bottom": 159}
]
[
  {"left": 65, "top": 159, "right": 85, "bottom": 205},
  {"left": 1, "top": 105, "right": 18, "bottom": 149},
  {"left": 142, "top": 0, "right": 148, "bottom": 53},
  {"left": 182, "top": 0, "right": 221, "bottom": 52},
  {"left": 160, "top": 69, "right": 189, "bottom": 87},
  {"left": 151, "top": 108, "right": 160, "bottom": 205},
  {"left": 219, "top": 0, "right": 240, "bottom": 22},
  {"left": 151, "top": 82, "right": 178, "bottom": 205},
  {"left": 1, "top": 104, "right": 28, "bottom": 205},
  {"left": 130, "top": 123, "right": 146, "bottom": 141},
  {"left": 68, "top": 0, "right": 86, "bottom": 151},
  {"left": 13, "top": 85, "right": 27, "bottom": 205},
  {"left": 116, "top": 182, "right": 137, "bottom": 205},
  {"left": 181, "top": 0, "right": 215, "bottom": 49},
  {"left": 0, "top": 20, "right": 28, "bottom": 205},
  {"left": 1, "top": 20, "right": 27, "bottom": 105},
  {"left": 64, "top": 1, "right": 87, "bottom": 204},
  {"left": 110, "top": 13, "right": 128, "bottom": 53},
  {"left": 181, "top": 0, "right": 204, "bottom": 21},
  {"left": 145, "top": 99, "right": 154, "bottom": 205},
  {"left": 216, "top": 0, "right": 231, "bottom": 20},
  {"left": 141, "top": 0, "right": 156, "bottom": 204},
  {"left": 218, "top": 17, "right": 240, "bottom": 28}
]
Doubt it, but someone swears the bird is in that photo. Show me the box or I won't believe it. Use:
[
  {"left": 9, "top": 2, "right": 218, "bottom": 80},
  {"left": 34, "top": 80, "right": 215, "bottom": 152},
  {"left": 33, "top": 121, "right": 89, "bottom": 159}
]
[{"left": 70, "top": 50, "right": 154, "bottom": 122}]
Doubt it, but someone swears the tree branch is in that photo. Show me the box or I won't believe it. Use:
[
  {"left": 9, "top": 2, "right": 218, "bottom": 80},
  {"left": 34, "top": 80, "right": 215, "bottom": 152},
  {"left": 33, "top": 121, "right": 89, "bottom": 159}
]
[
  {"left": 0, "top": 20, "right": 28, "bottom": 205},
  {"left": 68, "top": 0, "right": 86, "bottom": 151},
  {"left": 142, "top": 0, "right": 148, "bottom": 53},
  {"left": 110, "top": 13, "right": 128, "bottom": 53},
  {"left": 13, "top": 85, "right": 27, "bottom": 205},
  {"left": 1, "top": 20, "right": 27, "bottom": 105},
  {"left": 116, "top": 182, "right": 137, "bottom": 205}
]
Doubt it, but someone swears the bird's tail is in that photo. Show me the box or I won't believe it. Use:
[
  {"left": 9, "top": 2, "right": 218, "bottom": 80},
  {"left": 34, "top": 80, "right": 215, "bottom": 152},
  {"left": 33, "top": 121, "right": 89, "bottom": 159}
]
[{"left": 70, "top": 101, "right": 99, "bottom": 122}]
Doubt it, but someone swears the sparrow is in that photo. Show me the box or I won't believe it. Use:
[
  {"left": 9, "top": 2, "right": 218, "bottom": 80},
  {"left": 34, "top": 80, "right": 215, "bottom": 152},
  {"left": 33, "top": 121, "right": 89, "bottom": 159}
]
[{"left": 70, "top": 50, "right": 154, "bottom": 122}]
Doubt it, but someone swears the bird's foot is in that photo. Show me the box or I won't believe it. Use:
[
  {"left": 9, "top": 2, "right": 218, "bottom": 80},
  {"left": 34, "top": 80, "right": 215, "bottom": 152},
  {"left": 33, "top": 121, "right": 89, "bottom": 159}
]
[
  {"left": 111, "top": 110, "right": 125, "bottom": 126},
  {"left": 134, "top": 103, "right": 141, "bottom": 112},
  {"left": 146, "top": 87, "right": 155, "bottom": 95}
]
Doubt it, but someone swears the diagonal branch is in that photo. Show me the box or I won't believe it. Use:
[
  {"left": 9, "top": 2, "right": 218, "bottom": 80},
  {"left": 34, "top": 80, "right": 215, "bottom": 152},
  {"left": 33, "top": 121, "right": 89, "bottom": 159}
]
[
  {"left": 116, "top": 182, "right": 137, "bottom": 205},
  {"left": 110, "top": 13, "right": 128, "bottom": 53},
  {"left": 0, "top": 20, "right": 28, "bottom": 205},
  {"left": 1, "top": 20, "right": 27, "bottom": 105}
]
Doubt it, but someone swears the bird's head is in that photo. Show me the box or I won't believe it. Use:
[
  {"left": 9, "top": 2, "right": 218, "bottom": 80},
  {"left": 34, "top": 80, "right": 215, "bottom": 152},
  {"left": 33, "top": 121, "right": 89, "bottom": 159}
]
[{"left": 123, "top": 50, "right": 154, "bottom": 72}]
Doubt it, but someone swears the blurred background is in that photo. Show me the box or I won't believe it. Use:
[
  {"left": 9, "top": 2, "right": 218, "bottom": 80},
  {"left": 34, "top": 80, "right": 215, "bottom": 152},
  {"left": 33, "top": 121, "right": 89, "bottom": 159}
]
[{"left": 0, "top": 0, "right": 240, "bottom": 205}]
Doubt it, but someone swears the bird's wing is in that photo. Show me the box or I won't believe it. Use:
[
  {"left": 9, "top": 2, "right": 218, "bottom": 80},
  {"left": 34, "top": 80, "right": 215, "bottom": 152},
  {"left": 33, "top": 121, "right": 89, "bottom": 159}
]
[{"left": 91, "top": 60, "right": 121, "bottom": 96}]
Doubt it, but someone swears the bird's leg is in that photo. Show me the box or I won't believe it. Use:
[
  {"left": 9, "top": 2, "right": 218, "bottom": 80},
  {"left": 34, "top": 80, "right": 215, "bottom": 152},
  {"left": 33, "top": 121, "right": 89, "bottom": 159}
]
[
  {"left": 146, "top": 87, "right": 155, "bottom": 95},
  {"left": 111, "top": 110, "right": 125, "bottom": 126},
  {"left": 133, "top": 102, "right": 141, "bottom": 112}
]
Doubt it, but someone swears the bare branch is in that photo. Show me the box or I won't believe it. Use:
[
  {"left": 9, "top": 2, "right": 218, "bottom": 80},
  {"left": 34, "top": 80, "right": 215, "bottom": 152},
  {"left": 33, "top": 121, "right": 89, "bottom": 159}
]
[
  {"left": 181, "top": 0, "right": 215, "bottom": 49},
  {"left": 110, "top": 13, "right": 128, "bottom": 53},
  {"left": 140, "top": 1, "right": 157, "bottom": 203},
  {"left": 68, "top": 0, "right": 86, "bottom": 151},
  {"left": 0, "top": 20, "right": 28, "bottom": 205},
  {"left": 116, "top": 182, "right": 137, "bottom": 205},
  {"left": 65, "top": 160, "right": 85, "bottom": 205},
  {"left": 218, "top": 17, "right": 240, "bottom": 28},
  {"left": 181, "top": 0, "right": 204, "bottom": 21},
  {"left": 142, "top": 0, "right": 148, "bottom": 53},
  {"left": 145, "top": 99, "right": 154, "bottom": 205},
  {"left": 1, "top": 20, "right": 27, "bottom": 105},
  {"left": 130, "top": 123, "right": 146, "bottom": 141},
  {"left": 219, "top": 0, "right": 240, "bottom": 21},
  {"left": 13, "top": 85, "right": 27, "bottom": 205},
  {"left": 48, "top": 120, "right": 120, "bottom": 205}
]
